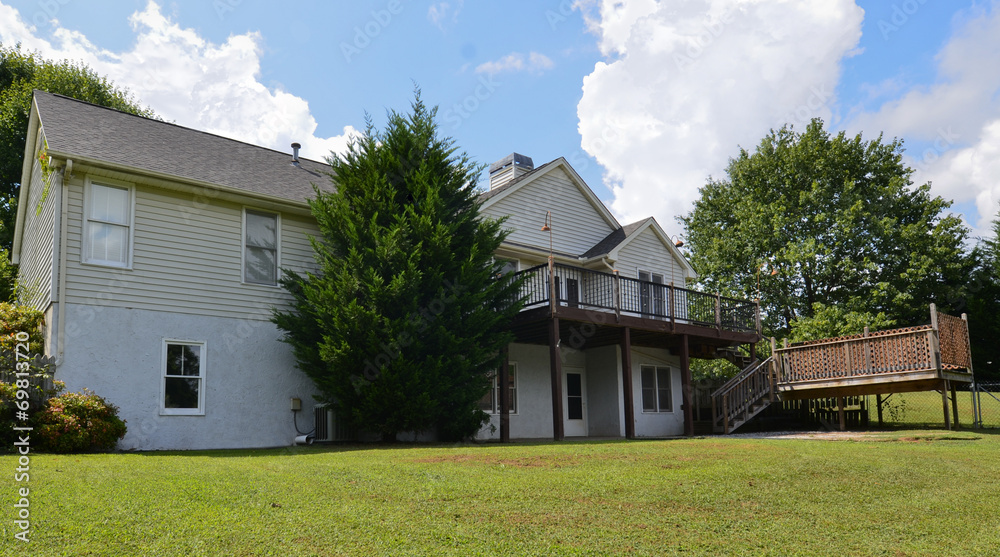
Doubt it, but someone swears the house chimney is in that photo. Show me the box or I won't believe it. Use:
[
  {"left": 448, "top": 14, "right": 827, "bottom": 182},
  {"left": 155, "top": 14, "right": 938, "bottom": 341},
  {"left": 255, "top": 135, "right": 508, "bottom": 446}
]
[
  {"left": 489, "top": 153, "right": 534, "bottom": 190},
  {"left": 291, "top": 142, "right": 301, "bottom": 166}
]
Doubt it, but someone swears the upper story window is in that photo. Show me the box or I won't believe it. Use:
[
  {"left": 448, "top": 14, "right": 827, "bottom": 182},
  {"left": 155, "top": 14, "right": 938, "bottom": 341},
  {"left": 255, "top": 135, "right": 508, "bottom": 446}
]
[
  {"left": 84, "top": 181, "right": 133, "bottom": 268},
  {"left": 243, "top": 209, "right": 279, "bottom": 285}
]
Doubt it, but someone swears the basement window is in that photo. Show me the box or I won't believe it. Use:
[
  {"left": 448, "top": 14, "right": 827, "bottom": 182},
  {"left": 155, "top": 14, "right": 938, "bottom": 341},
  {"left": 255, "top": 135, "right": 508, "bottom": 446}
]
[
  {"left": 161, "top": 340, "right": 206, "bottom": 415},
  {"left": 480, "top": 363, "right": 518, "bottom": 414},
  {"left": 640, "top": 365, "right": 672, "bottom": 413}
]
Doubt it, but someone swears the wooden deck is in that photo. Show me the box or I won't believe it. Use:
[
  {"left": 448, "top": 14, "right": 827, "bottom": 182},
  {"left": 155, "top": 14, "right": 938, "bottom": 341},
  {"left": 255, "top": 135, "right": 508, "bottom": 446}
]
[{"left": 712, "top": 305, "right": 975, "bottom": 433}]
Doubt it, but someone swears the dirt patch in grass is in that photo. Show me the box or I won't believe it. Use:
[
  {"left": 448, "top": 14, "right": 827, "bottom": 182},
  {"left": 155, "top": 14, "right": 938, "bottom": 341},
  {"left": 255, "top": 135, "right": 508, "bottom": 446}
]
[
  {"left": 412, "top": 454, "right": 583, "bottom": 468},
  {"left": 740, "top": 431, "right": 981, "bottom": 442}
]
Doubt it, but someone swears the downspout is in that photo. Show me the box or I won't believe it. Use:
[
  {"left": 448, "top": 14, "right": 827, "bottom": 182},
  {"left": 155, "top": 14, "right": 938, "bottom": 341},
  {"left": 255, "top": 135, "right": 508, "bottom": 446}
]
[{"left": 55, "top": 161, "right": 71, "bottom": 365}]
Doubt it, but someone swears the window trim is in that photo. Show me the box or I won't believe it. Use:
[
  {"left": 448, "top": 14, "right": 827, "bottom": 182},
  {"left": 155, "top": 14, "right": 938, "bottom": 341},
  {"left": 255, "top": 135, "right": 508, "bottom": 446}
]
[
  {"left": 639, "top": 364, "right": 673, "bottom": 413},
  {"left": 160, "top": 339, "right": 207, "bottom": 416},
  {"left": 241, "top": 207, "right": 281, "bottom": 287},
  {"left": 482, "top": 361, "right": 518, "bottom": 415},
  {"left": 81, "top": 177, "right": 136, "bottom": 269}
]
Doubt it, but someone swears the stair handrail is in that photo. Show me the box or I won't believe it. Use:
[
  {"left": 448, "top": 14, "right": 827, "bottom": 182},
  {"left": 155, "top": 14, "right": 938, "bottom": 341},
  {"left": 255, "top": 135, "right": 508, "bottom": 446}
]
[
  {"left": 711, "top": 356, "right": 775, "bottom": 434},
  {"left": 711, "top": 357, "right": 767, "bottom": 399}
]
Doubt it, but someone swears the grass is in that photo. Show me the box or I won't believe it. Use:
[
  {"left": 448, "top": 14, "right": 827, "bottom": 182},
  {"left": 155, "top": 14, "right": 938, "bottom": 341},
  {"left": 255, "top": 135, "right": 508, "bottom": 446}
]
[{"left": 3, "top": 434, "right": 1000, "bottom": 556}]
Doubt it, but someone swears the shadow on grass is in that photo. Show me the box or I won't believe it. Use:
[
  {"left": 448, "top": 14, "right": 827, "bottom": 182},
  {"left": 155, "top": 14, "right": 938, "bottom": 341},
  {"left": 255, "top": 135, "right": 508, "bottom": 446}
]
[{"left": 123, "top": 436, "right": 692, "bottom": 458}]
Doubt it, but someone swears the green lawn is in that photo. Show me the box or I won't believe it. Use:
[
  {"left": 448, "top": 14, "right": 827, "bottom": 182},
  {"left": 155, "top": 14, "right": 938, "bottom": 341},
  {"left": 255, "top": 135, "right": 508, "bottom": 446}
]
[{"left": 3, "top": 434, "right": 1000, "bottom": 556}]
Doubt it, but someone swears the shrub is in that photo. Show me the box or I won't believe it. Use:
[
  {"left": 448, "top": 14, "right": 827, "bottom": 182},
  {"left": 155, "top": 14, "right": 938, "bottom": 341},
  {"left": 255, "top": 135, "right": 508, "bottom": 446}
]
[
  {"left": 0, "top": 302, "right": 58, "bottom": 450},
  {"left": 36, "top": 389, "right": 127, "bottom": 453}
]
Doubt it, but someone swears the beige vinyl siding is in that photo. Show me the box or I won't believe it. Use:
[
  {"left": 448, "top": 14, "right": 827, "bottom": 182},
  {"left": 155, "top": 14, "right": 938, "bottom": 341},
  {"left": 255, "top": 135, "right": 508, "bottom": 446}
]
[
  {"left": 615, "top": 227, "right": 688, "bottom": 286},
  {"left": 482, "top": 167, "right": 615, "bottom": 256},
  {"left": 63, "top": 179, "right": 319, "bottom": 321},
  {"left": 17, "top": 153, "right": 58, "bottom": 311}
]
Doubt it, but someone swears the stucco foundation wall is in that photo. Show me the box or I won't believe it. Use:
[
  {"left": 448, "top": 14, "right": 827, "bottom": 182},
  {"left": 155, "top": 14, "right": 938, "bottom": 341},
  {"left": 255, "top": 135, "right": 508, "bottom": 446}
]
[
  {"left": 57, "top": 303, "right": 318, "bottom": 450},
  {"left": 477, "top": 343, "right": 557, "bottom": 440},
  {"left": 630, "top": 348, "right": 684, "bottom": 437}
]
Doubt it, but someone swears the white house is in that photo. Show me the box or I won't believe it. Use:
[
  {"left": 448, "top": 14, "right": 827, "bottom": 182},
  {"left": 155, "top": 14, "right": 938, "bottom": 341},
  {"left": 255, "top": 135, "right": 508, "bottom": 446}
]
[{"left": 13, "top": 91, "right": 760, "bottom": 450}]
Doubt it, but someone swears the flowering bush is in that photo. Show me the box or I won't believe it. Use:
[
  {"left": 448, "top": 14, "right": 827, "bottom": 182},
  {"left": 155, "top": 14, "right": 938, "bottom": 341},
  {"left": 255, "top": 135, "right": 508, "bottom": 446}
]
[{"left": 36, "top": 390, "right": 127, "bottom": 453}]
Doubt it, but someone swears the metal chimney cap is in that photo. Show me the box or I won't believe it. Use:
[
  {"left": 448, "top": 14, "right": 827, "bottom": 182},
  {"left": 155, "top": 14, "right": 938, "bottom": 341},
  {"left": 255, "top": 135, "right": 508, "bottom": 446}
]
[
  {"left": 291, "top": 142, "right": 301, "bottom": 164},
  {"left": 489, "top": 153, "right": 533, "bottom": 174}
]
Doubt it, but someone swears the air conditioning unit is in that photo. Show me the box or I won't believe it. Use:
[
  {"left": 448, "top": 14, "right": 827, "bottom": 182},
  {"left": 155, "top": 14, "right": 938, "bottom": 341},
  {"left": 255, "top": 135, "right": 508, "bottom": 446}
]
[{"left": 313, "top": 404, "right": 355, "bottom": 442}]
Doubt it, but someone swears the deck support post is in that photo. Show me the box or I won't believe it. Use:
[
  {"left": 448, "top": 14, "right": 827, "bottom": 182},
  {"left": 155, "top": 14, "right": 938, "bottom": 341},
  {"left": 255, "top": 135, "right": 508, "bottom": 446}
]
[
  {"left": 620, "top": 327, "right": 635, "bottom": 439},
  {"left": 941, "top": 380, "right": 952, "bottom": 431},
  {"left": 681, "top": 334, "right": 694, "bottom": 437},
  {"left": 499, "top": 347, "right": 510, "bottom": 443},
  {"left": 876, "top": 394, "right": 884, "bottom": 427},
  {"left": 951, "top": 382, "right": 959, "bottom": 429},
  {"left": 837, "top": 397, "right": 846, "bottom": 431},
  {"left": 549, "top": 316, "right": 564, "bottom": 441}
]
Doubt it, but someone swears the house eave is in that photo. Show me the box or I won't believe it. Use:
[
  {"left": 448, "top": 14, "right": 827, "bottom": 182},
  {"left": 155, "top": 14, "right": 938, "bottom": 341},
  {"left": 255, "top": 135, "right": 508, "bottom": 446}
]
[{"left": 42, "top": 149, "right": 316, "bottom": 215}]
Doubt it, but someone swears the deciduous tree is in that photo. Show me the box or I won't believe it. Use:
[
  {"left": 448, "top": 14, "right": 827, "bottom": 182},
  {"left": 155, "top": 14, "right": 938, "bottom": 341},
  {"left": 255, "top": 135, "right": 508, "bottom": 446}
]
[
  {"left": 0, "top": 43, "right": 153, "bottom": 254},
  {"left": 680, "top": 119, "right": 973, "bottom": 340}
]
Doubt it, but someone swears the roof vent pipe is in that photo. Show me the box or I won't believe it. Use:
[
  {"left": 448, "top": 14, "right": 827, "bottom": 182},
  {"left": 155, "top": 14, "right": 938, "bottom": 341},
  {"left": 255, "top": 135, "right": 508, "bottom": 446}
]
[{"left": 291, "top": 142, "right": 301, "bottom": 165}]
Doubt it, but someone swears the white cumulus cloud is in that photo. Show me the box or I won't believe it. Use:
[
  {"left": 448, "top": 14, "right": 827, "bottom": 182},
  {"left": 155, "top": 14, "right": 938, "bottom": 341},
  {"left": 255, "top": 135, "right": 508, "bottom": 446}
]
[
  {"left": 848, "top": 4, "right": 1000, "bottom": 236},
  {"left": 475, "top": 51, "right": 555, "bottom": 75},
  {"left": 0, "top": 1, "right": 356, "bottom": 162},
  {"left": 575, "top": 0, "right": 864, "bottom": 232}
]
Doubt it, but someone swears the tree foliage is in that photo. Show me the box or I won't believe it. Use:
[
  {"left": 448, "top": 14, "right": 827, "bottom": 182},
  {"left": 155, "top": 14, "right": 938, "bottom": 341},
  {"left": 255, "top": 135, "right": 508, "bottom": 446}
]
[
  {"left": 273, "top": 92, "right": 523, "bottom": 441},
  {"left": 966, "top": 210, "right": 1000, "bottom": 380},
  {"left": 680, "top": 119, "right": 972, "bottom": 340},
  {"left": 0, "top": 42, "right": 154, "bottom": 252}
]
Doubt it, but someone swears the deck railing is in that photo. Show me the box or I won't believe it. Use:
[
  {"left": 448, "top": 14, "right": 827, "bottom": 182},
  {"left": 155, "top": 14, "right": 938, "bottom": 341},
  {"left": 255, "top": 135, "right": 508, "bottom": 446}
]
[
  {"left": 773, "top": 306, "right": 974, "bottom": 385},
  {"left": 504, "top": 262, "right": 760, "bottom": 335}
]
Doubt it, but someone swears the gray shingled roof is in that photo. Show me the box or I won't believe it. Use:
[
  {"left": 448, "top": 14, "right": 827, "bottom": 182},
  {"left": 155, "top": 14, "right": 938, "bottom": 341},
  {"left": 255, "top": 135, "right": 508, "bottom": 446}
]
[
  {"left": 34, "top": 91, "right": 331, "bottom": 204},
  {"left": 581, "top": 219, "right": 648, "bottom": 259}
]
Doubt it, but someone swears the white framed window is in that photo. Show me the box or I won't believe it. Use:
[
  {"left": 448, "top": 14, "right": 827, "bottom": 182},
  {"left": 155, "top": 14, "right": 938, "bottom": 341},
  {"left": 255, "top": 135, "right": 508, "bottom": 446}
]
[
  {"left": 638, "top": 269, "right": 666, "bottom": 316},
  {"left": 640, "top": 365, "right": 672, "bottom": 413},
  {"left": 480, "top": 362, "right": 518, "bottom": 414},
  {"left": 83, "top": 179, "right": 134, "bottom": 268},
  {"left": 243, "top": 209, "right": 280, "bottom": 286},
  {"left": 161, "top": 340, "right": 206, "bottom": 415},
  {"left": 495, "top": 258, "right": 519, "bottom": 277}
]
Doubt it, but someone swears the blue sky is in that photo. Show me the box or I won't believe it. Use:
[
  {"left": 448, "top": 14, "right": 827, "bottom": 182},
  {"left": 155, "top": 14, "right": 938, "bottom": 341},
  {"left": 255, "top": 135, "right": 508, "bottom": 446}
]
[{"left": 1, "top": 1, "right": 998, "bottom": 241}]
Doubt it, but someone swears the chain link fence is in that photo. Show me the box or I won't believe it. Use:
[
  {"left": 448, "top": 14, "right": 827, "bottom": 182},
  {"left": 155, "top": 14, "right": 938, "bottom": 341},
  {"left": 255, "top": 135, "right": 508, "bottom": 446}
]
[{"left": 863, "top": 383, "right": 1000, "bottom": 430}]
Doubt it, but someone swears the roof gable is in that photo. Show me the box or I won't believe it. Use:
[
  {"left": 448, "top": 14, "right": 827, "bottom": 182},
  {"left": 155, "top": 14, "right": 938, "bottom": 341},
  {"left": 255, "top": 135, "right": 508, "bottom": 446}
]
[
  {"left": 32, "top": 91, "right": 331, "bottom": 204},
  {"left": 480, "top": 157, "right": 619, "bottom": 230},
  {"left": 609, "top": 218, "right": 697, "bottom": 278},
  {"left": 479, "top": 159, "right": 620, "bottom": 257}
]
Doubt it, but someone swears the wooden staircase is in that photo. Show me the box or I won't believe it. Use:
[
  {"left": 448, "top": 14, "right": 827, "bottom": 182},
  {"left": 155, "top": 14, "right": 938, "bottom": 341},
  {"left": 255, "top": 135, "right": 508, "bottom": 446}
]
[{"left": 711, "top": 356, "right": 776, "bottom": 434}]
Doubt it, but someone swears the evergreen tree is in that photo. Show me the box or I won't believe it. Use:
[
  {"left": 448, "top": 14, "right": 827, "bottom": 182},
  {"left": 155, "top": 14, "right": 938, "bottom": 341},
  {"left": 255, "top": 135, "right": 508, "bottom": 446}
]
[{"left": 273, "top": 91, "right": 523, "bottom": 440}]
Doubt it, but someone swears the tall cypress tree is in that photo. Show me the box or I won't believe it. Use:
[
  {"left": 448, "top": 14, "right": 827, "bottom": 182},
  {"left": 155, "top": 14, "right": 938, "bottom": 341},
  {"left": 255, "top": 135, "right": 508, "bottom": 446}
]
[{"left": 273, "top": 91, "right": 523, "bottom": 440}]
